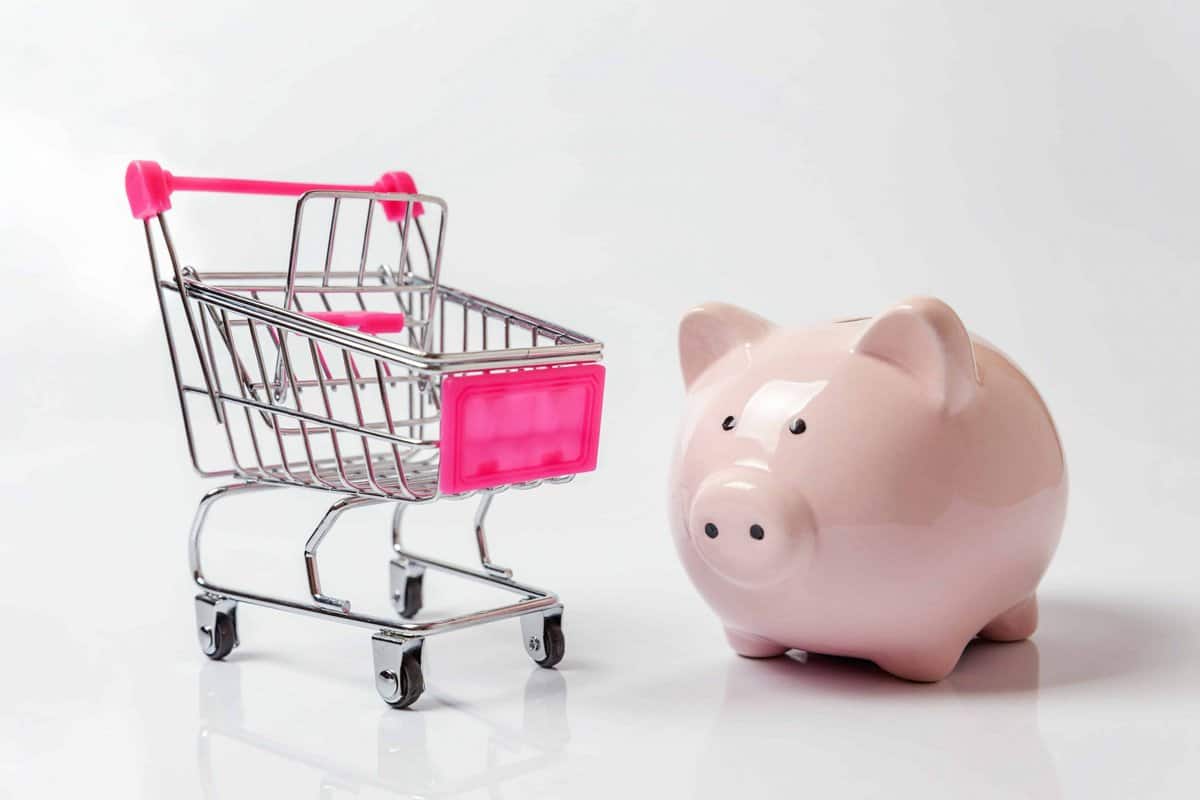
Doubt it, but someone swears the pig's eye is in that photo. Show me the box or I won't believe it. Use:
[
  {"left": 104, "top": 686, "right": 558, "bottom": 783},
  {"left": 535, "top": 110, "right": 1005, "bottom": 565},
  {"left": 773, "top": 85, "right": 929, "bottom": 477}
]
[
  {"left": 721, "top": 415, "right": 737, "bottom": 431},
  {"left": 788, "top": 417, "right": 807, "bottom": 435}
]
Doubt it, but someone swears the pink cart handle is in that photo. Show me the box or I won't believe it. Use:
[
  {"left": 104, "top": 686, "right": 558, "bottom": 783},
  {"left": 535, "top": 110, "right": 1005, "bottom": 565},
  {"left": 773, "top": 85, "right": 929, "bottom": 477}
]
[
  {"left": 305, "top": 310, "right": 406, "bottom": 334},
  {"left": 125, "top": 160, "right": 423, "bottom": 223}
]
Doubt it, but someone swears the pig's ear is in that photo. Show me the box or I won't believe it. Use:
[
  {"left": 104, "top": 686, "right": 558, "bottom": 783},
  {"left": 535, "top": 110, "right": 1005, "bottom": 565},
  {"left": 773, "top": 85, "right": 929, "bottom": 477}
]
[
  {"left": 854, "top": 297, "right": 979, "bottom": 413},
  {"left": 678, "top": 302, "right": 774, "bottom": 388}
]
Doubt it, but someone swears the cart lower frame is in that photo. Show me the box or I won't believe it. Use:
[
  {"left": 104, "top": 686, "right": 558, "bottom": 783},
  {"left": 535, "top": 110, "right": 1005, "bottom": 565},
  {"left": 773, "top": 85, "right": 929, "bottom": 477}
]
[{"left": 190, "top": 479, "right": 566, "bottom": 708}]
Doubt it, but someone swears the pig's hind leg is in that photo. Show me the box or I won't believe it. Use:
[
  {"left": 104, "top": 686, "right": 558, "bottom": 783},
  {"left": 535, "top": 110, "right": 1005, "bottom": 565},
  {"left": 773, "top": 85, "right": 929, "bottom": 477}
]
[
  {"left": 978, "top": 594, "right": 1038, "bottom": 642},
  {"left": 725, "top": 628, "right": 789, "bottom": 659}
]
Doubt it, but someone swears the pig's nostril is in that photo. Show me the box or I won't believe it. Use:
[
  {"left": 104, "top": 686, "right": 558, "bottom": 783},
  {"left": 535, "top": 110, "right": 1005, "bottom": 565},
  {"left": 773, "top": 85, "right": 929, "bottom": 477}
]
[
  {"left": 704, "top": 523, "right": 719, "bottom": 539},
  {"left": 749, "top": 524, "right": 765, "bottom": 540}
]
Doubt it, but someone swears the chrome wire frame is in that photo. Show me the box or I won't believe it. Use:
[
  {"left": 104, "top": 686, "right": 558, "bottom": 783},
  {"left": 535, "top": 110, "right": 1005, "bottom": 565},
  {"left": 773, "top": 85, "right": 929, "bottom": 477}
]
[
  {"left": 189, "top": 482, "right": 562, "bottom": 641},
  {"left": 143, "top": 186, "right": 600, "bottom": 651}
]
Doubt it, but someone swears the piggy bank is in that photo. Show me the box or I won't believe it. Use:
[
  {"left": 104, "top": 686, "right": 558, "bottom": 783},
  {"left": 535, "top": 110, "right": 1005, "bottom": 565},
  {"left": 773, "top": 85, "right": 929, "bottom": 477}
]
[{"left": 669, "top": 297, "right": 1067, "bottom": 681}]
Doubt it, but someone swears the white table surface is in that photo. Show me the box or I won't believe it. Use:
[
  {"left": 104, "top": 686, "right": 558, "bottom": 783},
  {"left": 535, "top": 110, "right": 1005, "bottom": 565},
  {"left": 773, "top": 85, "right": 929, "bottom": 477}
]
[{"left": 3, "top": 1, "right": 1199, "bottom": 797}]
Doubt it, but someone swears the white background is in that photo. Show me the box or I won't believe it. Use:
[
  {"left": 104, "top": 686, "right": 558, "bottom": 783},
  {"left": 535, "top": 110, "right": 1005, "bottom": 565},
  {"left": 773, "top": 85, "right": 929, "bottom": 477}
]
[{"left": 2, "top": 1, "right": 1198, "bottom": 797}]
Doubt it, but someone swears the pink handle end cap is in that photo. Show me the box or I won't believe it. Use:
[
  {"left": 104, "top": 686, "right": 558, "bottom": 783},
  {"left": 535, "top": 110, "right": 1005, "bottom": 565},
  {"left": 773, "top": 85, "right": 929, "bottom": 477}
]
[
  {"left": 126, "top": 160, "right": 173, "bottom": 220},
  {"left": 375, "top": 171, "right": 425, "bottom": 223}
]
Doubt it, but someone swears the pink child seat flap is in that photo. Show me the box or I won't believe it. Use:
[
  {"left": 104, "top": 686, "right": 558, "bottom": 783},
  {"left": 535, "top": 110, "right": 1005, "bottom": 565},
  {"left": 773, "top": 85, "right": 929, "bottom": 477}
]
[
  {"left": 305, "top": 310, "right": 406, "bottom": 334},
  {"left": 438, "top": 364, "right": 605, "bottom": 494}
]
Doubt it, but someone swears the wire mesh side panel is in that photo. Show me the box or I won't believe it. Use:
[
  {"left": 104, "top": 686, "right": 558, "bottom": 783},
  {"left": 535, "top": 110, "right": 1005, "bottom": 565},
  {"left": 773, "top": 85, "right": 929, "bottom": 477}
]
[{"left": 193, "top": 293, "right": 441, "bottom": 500}]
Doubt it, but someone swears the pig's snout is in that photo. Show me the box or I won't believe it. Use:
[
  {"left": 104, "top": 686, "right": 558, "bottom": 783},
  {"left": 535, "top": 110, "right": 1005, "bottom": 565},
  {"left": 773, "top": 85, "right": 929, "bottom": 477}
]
[{"left": 688, "top": 468, "right": 815, "bottom": 586}]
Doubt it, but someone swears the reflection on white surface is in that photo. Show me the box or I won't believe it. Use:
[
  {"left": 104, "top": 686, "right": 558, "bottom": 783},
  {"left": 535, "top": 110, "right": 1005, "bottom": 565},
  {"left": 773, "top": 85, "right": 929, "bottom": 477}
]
[
  {"left": 197, "top": 662, "right": 570, "bottom": 799},
  {"left": 168, "top": 591, "right": 1197, "bottom": 800}
]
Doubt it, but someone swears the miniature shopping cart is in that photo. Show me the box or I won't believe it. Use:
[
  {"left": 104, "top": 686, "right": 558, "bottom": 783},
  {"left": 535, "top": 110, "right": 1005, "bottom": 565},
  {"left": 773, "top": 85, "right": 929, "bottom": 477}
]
[{"left": 125, "top": 160, "right": 605, "bottom": 708}]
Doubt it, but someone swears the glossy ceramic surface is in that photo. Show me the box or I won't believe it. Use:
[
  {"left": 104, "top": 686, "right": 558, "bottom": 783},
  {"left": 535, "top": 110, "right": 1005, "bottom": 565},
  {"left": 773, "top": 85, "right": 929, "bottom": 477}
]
[{"left": 670, "top": 298, "right": 1068, "bottom": 681}]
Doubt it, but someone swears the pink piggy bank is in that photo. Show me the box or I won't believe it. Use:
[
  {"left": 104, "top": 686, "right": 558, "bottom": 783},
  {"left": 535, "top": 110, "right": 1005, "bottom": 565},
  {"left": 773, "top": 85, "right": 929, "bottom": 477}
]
[{"left": 669, "top": 297, "right": 1067, "bottom": 681}]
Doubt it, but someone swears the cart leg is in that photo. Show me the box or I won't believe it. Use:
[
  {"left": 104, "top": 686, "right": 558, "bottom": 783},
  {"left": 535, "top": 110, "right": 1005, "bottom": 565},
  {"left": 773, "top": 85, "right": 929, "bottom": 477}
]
[
  {"left": 305, "top": 495, "right": 385, "bottom": 612},
  {"left": 389, "top": 492, "right": 513, "bottom": 618},
  {"left": 372, "top": 633, "right": 425, "bottom": 709},
  {"left": 521, "top": 607, "right": 565, "bottom": 669},
  {"left": 190, "top": 481, "right": 281, "bottom": 589},
  {"left": 190, "top": 482, "right": 279, "bottom": 661},
  {"left": 473, "top": 490, "right": 512, "bottom": 578},
  {"left": 390, "top": 501, "right": 409, "bottom": 553},
  {"left": 390, "top": 503, "right": 425, "bottom": 619}
]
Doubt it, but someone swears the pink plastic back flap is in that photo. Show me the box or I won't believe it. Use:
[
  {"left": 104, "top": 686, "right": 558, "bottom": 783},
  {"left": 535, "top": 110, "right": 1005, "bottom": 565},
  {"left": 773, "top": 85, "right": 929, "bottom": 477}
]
[{"left": 438, "top": 365, "right": 605, "bottom": 494}]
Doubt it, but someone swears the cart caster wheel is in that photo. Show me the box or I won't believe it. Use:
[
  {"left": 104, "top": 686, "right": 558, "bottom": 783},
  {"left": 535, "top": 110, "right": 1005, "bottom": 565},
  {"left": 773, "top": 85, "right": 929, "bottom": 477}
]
[
  {"left": 390, "top": 560, "right": 424, "bottom": 620},
  {"left": 195, "top": 595, "right": 239, "bottom": 661},
  {"left": 372, "top": 634, "right": 424, "bottom": 709},
  {"left": 521, "top": 610, "right": 565, "bottom": 669}
]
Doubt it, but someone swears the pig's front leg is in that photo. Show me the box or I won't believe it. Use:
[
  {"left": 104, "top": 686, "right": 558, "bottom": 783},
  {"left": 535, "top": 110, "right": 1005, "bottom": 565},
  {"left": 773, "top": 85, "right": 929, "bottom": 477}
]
[
  {"left": 873, "top": 639, "right": 970, "bottom": 682},
  {"left": 724, "top": 628, "right": 789, "bottom": 659}
]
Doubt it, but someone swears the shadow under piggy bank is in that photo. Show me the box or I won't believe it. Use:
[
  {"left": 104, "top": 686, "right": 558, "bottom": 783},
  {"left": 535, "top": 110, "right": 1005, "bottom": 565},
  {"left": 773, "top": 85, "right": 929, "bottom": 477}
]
[
  {"left": 1030, "top": 593, "right": 1192, "bottom": 690},
  {"left": 694, "top": 640, "right": 1060, "bottom": 798},
  {"left": 692, "top": 593, "right": 1193, "bottom": 798}
]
